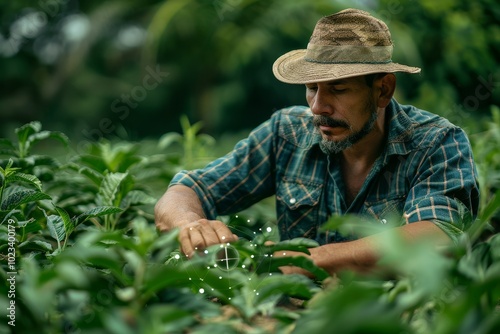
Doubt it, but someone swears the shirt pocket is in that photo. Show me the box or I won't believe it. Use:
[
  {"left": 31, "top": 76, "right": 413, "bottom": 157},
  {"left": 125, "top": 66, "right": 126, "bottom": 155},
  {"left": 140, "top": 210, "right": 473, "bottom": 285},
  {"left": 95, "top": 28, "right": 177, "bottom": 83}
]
[
  {"left": 276, "top": 178, "right": 323, "bottom": 239},
  {"left": 363, "top": 195, "right": 406, "bottom": 222}
]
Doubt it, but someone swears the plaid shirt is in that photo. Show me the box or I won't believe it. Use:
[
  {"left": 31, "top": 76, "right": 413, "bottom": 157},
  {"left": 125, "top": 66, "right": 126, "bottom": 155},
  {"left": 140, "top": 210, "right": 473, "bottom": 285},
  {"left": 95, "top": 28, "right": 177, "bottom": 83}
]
[{"left": 170, "top": 99, "right": 480, "bottom": 244}]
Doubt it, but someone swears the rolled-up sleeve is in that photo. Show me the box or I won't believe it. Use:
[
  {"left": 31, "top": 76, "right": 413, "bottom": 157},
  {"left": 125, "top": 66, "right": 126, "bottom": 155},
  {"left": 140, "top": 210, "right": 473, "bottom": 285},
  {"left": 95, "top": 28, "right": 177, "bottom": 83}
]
[
  {"left": 169, "top": 113, "right": 279, "bottom": 219},
  {"left": 404, "top": 127, "right": 480, "bottom": 238}
]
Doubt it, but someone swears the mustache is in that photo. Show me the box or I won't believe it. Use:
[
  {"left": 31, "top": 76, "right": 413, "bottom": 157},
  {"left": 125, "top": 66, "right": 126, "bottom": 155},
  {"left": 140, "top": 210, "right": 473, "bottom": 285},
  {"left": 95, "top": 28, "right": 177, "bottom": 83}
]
[{"left": 313, "top": 115, "right": 350, "bottom": 129}]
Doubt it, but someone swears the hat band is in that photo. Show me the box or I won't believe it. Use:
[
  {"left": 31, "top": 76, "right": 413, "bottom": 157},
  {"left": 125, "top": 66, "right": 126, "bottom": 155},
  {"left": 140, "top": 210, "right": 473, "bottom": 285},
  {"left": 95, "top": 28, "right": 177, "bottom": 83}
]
[{"left": 304, "top": 44, "right": 393, "bottom": 64}]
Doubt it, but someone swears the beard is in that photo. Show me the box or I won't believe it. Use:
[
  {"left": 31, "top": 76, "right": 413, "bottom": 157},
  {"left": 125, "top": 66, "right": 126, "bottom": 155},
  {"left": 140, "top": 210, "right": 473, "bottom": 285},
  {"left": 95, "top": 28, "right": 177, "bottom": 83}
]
[{"left": 314, "top": 98, "right": 378, "bottom": 155}]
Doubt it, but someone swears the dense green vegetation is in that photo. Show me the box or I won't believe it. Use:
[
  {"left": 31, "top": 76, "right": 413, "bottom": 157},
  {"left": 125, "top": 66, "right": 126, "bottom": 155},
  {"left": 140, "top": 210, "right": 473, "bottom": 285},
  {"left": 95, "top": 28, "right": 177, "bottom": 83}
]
[
  {"left": 1, "top": 0, "right": 499, "bottom": 333},
  {"left": 0, "top": 118, "right": 499, "bottom": 333}
]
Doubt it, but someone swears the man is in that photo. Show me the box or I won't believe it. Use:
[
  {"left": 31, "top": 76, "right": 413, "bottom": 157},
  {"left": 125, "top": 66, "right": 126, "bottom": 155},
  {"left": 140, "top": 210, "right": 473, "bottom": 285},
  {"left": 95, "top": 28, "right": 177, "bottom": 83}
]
[{"left": 155, "top": 9, "right": 479, "bottom": 275}]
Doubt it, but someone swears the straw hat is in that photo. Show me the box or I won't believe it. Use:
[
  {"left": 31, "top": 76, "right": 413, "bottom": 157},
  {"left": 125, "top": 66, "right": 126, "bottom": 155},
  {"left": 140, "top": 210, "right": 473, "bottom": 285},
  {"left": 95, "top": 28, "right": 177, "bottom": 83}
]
[{"left": 273, "top": 8, "right": 421, "bottom": 84}]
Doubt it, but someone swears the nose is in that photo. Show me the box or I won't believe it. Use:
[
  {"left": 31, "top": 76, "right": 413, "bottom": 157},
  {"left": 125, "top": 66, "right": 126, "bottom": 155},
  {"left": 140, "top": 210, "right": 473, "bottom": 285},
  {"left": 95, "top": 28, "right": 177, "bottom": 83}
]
[{"left": 309, "top": 86, "right": 333, "bottom": 116}]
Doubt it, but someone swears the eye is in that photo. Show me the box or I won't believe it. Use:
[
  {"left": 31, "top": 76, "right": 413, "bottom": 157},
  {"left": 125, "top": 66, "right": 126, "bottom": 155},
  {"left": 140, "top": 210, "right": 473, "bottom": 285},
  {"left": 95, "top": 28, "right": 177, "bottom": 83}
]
[
  {"left": 330, "top": 86, "right": 347, "bottom": 93},
  {"left": 306, "top": 85, "right": 317, "bottom": 92}
]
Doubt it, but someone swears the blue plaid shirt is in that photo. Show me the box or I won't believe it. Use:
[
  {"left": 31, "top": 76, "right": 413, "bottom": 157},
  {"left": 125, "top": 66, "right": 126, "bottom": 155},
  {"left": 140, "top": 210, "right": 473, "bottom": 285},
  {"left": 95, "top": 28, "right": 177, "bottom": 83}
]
[{"left": 170, "top": 99, "right": 480, "bottom": 244}]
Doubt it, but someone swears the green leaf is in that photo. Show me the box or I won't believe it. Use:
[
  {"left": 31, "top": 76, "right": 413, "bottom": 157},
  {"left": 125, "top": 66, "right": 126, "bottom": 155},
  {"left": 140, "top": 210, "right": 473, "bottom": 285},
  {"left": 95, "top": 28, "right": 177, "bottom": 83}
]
[
  {"left": 24, "top": 155, "right": 61, "bottom": 168},
  {"left": 71, "top": 206, "right": 123, "bottom": 230},
  {"left": 254, "top": 274, "right": 320, "bottom": 304},
  {"left": 0, "top": 138, "right": 15, "bottom": 150},
  {"left": 47, "top": 214, "right": 66, "bottom": 242},
  {"left": 138, "top": 305, "right": 195, "bottom": 334},
  {"left": 54, "top": 205, "right": 73, "bottom": 240},
  {"left": 57, "top": 245, "right": 126, "bottom": 281},
  {"left": 76, "top": 154, "right": 108, "bottom": 174},
  {"left": 158, "top": 132, "right": 183, "bottom": 149},
  {"left": 15, "top": 121, "right": 42, "bottom": 145},
  {"left": 294, "top": 281, "right": 407, "bottom": 334},
  {"left": 27, "top": 130, "right": 69, "bottom": 147},
  {"left": 270, "top": 237, "right": 320, "bottom": 251},
  {"left": 0, "top": 149, "right": 17, "bottom": 157},
  {"left": 119, "top": 190, "right": 156, "bottom": 209},
  {"left": 18, "top": 239, "right": 53, "bottom": 253},
  {"left": 150, "top": 230, "right": 180, "bottom": 263},
  {"left": 257, "top": 255, "right": 330, "bottom": 281},
  {"left": 7, "top": 172, "right": 43, "bottom": 191},
  {"left": 0, "top": 190, "right": 51, "bottom": 210},
  {"left": 96, "top": 172, "right": 129, "bottom": 207},
  {"left": 320, "top": 214, "right": 381, "bottom": 236}
]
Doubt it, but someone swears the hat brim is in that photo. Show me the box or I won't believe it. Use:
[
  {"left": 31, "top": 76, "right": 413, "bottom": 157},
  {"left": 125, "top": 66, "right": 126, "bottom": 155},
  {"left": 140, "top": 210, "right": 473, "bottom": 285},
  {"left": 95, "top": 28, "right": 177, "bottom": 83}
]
[{"left": 273, "top": 49, "right": 421, "bottom": 84}]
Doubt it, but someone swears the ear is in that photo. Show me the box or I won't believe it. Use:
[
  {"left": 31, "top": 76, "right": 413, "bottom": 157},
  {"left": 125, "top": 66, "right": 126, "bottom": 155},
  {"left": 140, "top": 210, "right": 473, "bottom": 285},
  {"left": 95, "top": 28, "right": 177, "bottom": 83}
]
[{"left": 374, "top": 73, "right": 396, "bottom": 108}]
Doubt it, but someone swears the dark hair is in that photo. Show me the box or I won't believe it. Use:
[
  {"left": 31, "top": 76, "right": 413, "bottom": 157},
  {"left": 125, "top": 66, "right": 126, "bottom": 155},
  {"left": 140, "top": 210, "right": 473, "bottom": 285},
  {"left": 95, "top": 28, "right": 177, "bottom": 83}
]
[{"left": 365, "top": 73, "right": 388, "bottom": 87}]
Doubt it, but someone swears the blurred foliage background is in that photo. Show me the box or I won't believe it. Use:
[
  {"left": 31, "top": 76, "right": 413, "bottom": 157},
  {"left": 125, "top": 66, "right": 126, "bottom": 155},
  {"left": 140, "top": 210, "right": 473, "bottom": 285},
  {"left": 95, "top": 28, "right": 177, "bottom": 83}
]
[{"left": 0, "top": 0, "right": 499, "bottom": 145}]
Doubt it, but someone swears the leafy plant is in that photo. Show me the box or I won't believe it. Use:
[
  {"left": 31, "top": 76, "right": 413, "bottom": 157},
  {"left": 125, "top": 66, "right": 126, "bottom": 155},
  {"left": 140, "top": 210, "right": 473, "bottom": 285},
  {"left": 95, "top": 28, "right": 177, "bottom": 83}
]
[{"left": 1, "top": 120, "right": 500, "bottom": 334}]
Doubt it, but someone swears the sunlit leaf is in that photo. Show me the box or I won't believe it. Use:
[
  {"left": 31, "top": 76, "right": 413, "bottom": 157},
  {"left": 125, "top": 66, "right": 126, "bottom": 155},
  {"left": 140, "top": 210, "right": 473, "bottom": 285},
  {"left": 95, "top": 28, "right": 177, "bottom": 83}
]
[
  {"left": 7, "top": 172, "right": 43, "bottom": 191},
  {"left": 0, "top": 190, "right": 51, "bottom": 210}
]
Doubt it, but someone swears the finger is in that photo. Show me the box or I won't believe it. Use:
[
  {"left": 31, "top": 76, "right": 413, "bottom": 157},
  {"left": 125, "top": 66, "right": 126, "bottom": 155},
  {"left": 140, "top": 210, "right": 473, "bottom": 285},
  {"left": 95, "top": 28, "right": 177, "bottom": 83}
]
[
  {"left": 187, "top": 226, "right": 207, "bottom": 256},
  {"left": 178, "top": 226, "right": 197, "bottom": 257},
  {"left": 191, "top": 219, "right": 224, "bottom": 247},
  {"left": 209, "top": 220, "right": 237, "bottom": 243}
]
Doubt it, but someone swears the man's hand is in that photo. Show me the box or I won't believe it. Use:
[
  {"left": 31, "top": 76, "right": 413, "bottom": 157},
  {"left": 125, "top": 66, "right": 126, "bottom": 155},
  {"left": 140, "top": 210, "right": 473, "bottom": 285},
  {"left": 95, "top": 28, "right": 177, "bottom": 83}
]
[
  {"left": 272, "top": 248, "right": 315, "bottom": 276},
  {"left": 155, "top": 185, "right": 238, "bottom": 257},
  {"left": 178, "top": 219, "right": 238, "bottom": 257}
]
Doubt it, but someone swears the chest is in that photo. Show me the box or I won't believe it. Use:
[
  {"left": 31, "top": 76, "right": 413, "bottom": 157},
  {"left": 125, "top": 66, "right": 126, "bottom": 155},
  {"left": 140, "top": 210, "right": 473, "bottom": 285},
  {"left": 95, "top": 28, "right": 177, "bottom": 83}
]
[{"left": 341, "top": 165, "right": 372, "bottom": 205}]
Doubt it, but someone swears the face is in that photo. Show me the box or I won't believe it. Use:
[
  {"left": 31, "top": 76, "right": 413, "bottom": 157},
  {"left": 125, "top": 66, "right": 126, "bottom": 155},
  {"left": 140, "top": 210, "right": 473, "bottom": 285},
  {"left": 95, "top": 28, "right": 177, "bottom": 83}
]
[{"left": 305, "top": 76, "right": 379, "bottom": 155}]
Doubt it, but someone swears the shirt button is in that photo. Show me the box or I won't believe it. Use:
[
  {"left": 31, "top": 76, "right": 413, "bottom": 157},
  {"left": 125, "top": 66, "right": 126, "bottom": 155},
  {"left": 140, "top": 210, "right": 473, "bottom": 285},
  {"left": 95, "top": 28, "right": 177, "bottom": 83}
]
[{"left": 289, "top": 198, "right": 296, "bottom": 204}]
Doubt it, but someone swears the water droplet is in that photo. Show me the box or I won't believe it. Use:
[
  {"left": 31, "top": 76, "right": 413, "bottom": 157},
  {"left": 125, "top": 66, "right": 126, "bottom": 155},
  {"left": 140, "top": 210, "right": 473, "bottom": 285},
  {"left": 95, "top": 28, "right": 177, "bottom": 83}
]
[
  {"left": 282, "top": 252, "right": 286, "bottom": 256},
  {"left": 241, "top": 265, "right": 246, "bottom": 268},
  {"left": 174, "top": 254, "right": 180, "bottom": 260},
  {"left": 266, "top": 227, "right": 272, "bottom": 233},
  {"left": 204, "top": 250, "right": 209, "bottom": 254},
  {"left": 207, "top": 266, "right": 211, "bottom": 269},
  {"left": 219, "top": 276, "right": 222, "bottom": 279},
  {"left": 221, "top": 236, "right": 226, "bottom": 240},
  {"left": 256, "top": 292, "right": 259, "bottom": 295},
  {"left": 250, "top": 255, "right": 254, "bottom": 258},
  {"left": 199, "top": 288, "right": 205, "bottom": 294}
]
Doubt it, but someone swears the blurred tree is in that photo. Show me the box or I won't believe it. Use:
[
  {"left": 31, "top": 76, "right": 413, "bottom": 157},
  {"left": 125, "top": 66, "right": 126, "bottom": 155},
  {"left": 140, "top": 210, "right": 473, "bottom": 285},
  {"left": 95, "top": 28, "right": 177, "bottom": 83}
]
[{"left": 0, "top": 0, "right": 498, "bottom": 144}]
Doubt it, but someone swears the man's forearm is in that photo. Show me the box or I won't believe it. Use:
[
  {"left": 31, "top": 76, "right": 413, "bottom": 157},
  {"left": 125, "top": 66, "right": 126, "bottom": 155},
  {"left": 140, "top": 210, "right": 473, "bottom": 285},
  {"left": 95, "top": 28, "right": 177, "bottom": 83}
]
[
  {"left": 310, "top": 220, "right": 451, "bottom": 275},
  {"left": 154, "top": 184, "right": 206, "bottom": 232}
]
